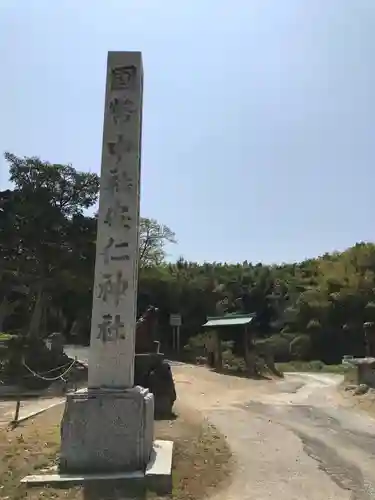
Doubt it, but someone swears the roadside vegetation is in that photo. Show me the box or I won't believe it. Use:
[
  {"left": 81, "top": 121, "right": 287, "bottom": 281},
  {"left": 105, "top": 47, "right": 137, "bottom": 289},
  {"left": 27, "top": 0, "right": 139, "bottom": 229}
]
[{"left": 276, "top": 361, "right": 348, "bottom": 374}]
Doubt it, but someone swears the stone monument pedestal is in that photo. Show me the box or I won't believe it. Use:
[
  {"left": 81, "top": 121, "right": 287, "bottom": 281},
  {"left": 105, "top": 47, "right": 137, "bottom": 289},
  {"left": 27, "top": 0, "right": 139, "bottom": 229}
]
[{"left": 60, "top": 386, "right": 154, "bottom": 474}]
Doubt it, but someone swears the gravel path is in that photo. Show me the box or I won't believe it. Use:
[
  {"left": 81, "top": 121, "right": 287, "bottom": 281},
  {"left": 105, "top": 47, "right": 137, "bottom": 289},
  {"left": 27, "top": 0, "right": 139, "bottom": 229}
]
[
  {"left": 65, "top": 346, "right": 375, "bottom": 498},
  {"left": 173, "top": 366, "right": 375, "bottom": 500}
]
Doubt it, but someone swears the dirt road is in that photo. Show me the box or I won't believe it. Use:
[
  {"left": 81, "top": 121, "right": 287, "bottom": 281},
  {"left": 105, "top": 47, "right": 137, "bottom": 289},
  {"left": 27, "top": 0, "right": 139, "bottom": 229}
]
[
  {"left": 173, "top": 365, "right": 375, "bottom": 500},
  {"left": 65, "top": 346, "right": 375, "bottom": 498}
]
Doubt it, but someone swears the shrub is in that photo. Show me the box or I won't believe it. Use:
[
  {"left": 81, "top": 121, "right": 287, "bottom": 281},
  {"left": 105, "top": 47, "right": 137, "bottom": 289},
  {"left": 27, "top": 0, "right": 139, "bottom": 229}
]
[
  {"left": 183, "top": 333, "right": 207, "bottom": 362},
  {"left": 185, "top": 333, "right": 207, "bottom": 350},
  {"left": 256, "top": 335, "right": 290, "bottom": 362},
  {"left": 289, "top": 335, "right": 311, "bottom": 360},
  {"left": 222, "top": 349, "right": 246, "bottom": 372}
]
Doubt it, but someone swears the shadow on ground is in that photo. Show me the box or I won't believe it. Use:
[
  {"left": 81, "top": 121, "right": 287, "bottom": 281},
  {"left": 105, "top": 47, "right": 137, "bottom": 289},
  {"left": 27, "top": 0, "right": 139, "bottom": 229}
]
[{"left": 155, "top": 411, "right": 178, "bottom": 421}]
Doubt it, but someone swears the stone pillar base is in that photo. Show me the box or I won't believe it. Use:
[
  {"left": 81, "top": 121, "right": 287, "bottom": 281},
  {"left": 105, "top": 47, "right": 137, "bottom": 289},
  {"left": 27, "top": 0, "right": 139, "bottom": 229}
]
[{"left": 59, "top": 386, "right": 154, "bottom": 474}]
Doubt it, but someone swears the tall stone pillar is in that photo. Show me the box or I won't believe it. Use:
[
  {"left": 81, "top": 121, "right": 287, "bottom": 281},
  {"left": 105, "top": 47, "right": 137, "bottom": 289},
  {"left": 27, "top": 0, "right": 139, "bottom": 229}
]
[
  {"left": 88, "top": 51, "right": 142, "bottom": 389},
  {"left": 59, "top": 52, "right": 154, "bottom": 474}
]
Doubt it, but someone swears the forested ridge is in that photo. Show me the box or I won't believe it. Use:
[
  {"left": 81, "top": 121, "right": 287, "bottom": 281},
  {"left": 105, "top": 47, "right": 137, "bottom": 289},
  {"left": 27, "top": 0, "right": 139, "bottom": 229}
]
[{"left": 0, "top": 153, "right": 374, "bottom": 364}]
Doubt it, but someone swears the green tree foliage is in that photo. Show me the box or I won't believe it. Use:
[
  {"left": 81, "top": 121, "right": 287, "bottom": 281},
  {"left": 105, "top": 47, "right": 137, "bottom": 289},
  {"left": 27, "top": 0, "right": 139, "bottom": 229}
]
[
  {"left": 1, "top": 152, "right": 375, "bottom": 364},
  {"left": 139, "top": 218, "right": 176, "bottom": 267},
  {"left": 0, "top": 153, "right": 177, "bottom": 340},
  {"left": 0, "top": 153, "right": 99, "bottom": 338}
]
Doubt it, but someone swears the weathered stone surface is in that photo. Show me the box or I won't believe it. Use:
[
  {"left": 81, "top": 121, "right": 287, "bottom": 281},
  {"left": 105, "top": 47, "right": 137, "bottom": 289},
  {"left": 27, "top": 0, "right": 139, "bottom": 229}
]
[
  {"left": 22, "top": 440, "right": 173, "bottom": 495},
  {"left": 88, "top": 51, "right": 143, "bottom": 389},
  {"left": 354, "top": 383, "right": 369, "bottom": 395},
  {"left": 145, "top": 440, "right": 174, "bottom": 494},
  {"left": 57, "top": 51, "right": 173, "bottom": 481},
  {"left": 60, "top": 386, "right": 154, "bottom": 473}
]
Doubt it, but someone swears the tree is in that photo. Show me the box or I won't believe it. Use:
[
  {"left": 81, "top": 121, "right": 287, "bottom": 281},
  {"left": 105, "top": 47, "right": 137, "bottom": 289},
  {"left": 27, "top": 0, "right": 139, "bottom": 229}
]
[
  {"left": 0, "top": 269, "right": 28, "bottom": 332},
  {"left": 139, "top": 218, "right": 176, "bottom": 267},
  {"left": 5, "top": 152, "right": 99, "bottom": 216},
  {"left": 4, "top": 153, "right": 375, "bottom": 366},
  {"left": 0, "top": 153, "right": 99, "bottom": 337}
]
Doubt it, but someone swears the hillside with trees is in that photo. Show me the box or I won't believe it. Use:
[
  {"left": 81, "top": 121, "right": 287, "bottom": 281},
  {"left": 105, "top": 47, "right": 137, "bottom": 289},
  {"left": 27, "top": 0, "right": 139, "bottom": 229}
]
[{"left": 0, "top": 153, "right": 374, "bottom": 367}]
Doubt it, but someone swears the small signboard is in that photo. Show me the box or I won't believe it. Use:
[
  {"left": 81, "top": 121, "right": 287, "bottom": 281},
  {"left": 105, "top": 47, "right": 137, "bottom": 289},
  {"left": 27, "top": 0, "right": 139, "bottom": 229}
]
[{"left": 169, "top": 314, "right": 182, "bottom": 327}]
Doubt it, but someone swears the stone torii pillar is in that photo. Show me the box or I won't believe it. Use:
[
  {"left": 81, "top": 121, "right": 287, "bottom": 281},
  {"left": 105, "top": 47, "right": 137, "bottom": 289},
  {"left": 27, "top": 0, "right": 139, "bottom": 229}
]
[{"left": 59, "top": 52, "right": 154, "bottom": 474}]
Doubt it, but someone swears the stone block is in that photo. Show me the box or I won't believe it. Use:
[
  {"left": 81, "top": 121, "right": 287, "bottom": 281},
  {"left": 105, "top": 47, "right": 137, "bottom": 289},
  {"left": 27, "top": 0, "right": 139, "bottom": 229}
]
[
  {"left": 134, "top": 353, "right": 164, "bottom": 384},
  {"left": 146, "top": 439, "right": 174, "bottom": 494},
  {"left": 22, "top": 440, "right": 173, "bottom": 496},
  {"left": 60, "top": 386, "right": 154, "bottom": 474}
]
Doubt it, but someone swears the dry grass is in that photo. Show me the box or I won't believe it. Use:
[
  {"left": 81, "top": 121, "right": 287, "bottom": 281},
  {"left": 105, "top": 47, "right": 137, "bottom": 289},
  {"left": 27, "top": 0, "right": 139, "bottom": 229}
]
[
  {"left": 339, "top": 385, "right": 375, "bottom": 420},
  {"left": 0, "top": 404, "right": 232, "bottom": 500},
  {"left": 156, "top": 405, "right": 233, "bottom": 499},
  {"left": 353, "top": 393, "right": 375, "bottom": 419},
  {"left": 0, "top": 406, "right": 79, "bottom": 500}
]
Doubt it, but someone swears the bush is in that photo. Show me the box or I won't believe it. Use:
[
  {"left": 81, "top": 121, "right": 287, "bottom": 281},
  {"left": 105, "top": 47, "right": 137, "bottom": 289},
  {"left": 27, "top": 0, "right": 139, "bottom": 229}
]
[
  {"left": 221, "top": 340, "right": 234, "bottom": 351},
  {"left": 183, "top": 333, "right": 207, "bottom": 362},
  {"left": 309, "top": 360, "right": 325, "bottom": 371},
  {"left": 0, "top": 332, "right": 13, "bottom": 341},
  {"left": 186, "top": 333, "right": 207, "bottom": 350},
  {"left": 256, "top": 335, "right": 291, "bottom": 362},
  {"left": 222, "top": 349, "right": 246, "bottom": 372},
  {"left": 289, "top": 335, "right": 311, "bottom": 360}
]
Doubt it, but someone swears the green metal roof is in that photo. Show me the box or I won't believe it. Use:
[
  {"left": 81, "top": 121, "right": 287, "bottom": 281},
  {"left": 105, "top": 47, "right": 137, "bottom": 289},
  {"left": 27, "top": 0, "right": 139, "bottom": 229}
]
[{"left": 202, "top": 314, "right": 254, "bottom": 328}]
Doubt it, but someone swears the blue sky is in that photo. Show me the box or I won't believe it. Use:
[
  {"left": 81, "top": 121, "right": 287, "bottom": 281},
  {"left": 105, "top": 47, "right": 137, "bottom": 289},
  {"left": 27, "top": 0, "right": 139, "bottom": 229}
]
[{"left": 0, "top": 1, "right": 374, "bottom": 265}]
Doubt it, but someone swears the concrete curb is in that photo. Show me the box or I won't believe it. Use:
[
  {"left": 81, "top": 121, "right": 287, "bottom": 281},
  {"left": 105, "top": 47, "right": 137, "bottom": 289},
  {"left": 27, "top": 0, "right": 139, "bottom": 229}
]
[
  {"left": 11, "top": 399, "right": 65, "bottom": 427},
  {"left": 22, "top": 439, "right": 173, "bottom": 495}
]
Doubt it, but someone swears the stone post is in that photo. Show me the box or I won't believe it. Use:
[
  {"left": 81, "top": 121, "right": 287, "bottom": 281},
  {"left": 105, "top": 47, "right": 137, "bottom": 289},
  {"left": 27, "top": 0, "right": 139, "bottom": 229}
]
[
  {"left": 88, "top": 52, "right": 143, "bottom": 389},
  {"left": 59, "top": 52, "right": 154, "bottom": 474}
]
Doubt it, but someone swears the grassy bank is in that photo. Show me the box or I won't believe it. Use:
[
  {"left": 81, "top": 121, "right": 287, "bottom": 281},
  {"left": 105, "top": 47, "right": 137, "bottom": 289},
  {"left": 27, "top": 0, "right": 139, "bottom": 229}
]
[{"left": 276, "top": 360, "right": 348, "bottom": 374}]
